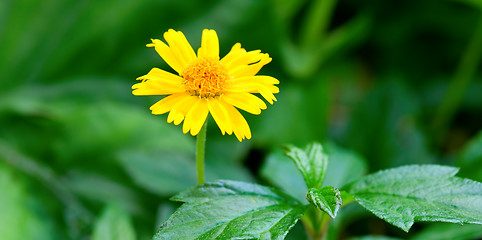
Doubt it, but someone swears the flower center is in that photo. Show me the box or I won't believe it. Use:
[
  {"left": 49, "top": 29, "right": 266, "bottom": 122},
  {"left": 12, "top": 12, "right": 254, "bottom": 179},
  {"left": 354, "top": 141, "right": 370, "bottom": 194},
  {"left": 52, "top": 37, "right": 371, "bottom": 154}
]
[{"left": 182, "top": 58, "right": 229, "bottom": 98}]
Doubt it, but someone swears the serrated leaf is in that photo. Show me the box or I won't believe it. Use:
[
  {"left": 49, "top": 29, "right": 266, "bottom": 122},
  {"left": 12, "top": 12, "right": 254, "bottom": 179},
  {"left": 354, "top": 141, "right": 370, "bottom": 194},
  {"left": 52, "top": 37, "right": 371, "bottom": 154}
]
[
  {"left": 155, "top": 180, "right": 306, "bottom": 240},
  {"left": 261, "top": 143, "right": 366, "bottom": 203},
  {"left": 92, "top": 205, "right": 136, "bottom": 240},
  {"left": 285, "top": 143, "right": 328, "bottom": 189},
  {"left": 347, "top": 165, "right": 482, "bottom": 232},
  {"left": 307, "top": 186, "right": 342, "bottom": 219}
]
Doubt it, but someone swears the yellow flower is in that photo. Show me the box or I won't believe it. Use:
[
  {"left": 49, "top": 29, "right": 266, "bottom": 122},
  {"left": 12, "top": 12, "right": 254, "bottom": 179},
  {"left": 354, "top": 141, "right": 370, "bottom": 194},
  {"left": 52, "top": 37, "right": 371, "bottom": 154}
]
[{"left": 133, "top": 29, "right": 279, "bottom": 141}]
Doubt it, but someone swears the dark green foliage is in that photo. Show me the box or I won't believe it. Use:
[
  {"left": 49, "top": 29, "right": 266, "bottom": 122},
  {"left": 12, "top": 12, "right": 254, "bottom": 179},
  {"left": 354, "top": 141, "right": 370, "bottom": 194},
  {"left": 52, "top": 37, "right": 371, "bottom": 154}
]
[{"left": 92, "top": 205, "right": 136, "bottom": 240}]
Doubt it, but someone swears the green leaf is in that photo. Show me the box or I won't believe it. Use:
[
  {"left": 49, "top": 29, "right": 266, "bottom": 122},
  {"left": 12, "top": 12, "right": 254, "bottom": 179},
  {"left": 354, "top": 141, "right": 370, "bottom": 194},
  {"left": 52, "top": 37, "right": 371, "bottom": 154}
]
[
  {"left": 92, "top": 205, "right": 136, "bottom": 240},
  {"left": 410, "top": 222, "right": 482, "bottom": 240},
  {"left": 65, "top": 172, "right": 143, "bottom": 215},
  {"left": 260, "top": 150, "right": 307, "bottom": 202},
  {"left": 0, "top": 163, "right": 57, "bottom": 240},
  {"left": 307, "top": 186, "right": 342, "bottom": 219},
  {"left": 155, "top": 180, "right": 306, "bottom": 240},
  {"left": 285, "top": 143, "right": 328, "bottom": 189},
  {"left": 118, "top": 150, "right": 197, "bottom": 196},
  {"left": 261, "top": 143, "right": 366, "bottom": 203},
  {"left": 347, "top": 236, "right": 402, "bottom": 240},
  {"left": 323, "top": 142, "right": 367, "bottom": 189},
  {"left": 457, "top": 130, "right": 482, "bottom": 181},
  {"left": 118, "top": 146, "right": 254, "bottom": 197},
  {"left": 347, "top": 165, "right": 482, "bottom": 232}
]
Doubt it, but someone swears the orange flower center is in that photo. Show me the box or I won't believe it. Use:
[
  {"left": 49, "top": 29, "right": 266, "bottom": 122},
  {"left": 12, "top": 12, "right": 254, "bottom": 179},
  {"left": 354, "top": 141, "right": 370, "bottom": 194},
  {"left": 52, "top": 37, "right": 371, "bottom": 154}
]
[{"left": 182, "top": 58, "right": 229, "bottom": 98}]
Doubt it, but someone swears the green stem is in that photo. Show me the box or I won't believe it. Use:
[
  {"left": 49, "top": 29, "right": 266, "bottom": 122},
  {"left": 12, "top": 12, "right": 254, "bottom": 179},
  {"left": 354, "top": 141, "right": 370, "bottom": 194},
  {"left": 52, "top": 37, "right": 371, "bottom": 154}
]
[
  {"left": 433, "top": 14, "right": 482, "bottom": 134},
  {"left": 196, "top": 120, "right": 208, "bottom": 184},
  {"left": 302, "top": 205, "right": 329, "bottom": 240},
  {"left": 300, "top": 0, "right": 338, "bottom": 46}
]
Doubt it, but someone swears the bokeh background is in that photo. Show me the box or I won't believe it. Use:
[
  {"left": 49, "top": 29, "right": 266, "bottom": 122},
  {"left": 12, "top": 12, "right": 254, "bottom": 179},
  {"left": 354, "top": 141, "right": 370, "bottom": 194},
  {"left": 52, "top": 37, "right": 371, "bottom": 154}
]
[{"left": 1, "top": 0, "right": 481, "bottom": 239}]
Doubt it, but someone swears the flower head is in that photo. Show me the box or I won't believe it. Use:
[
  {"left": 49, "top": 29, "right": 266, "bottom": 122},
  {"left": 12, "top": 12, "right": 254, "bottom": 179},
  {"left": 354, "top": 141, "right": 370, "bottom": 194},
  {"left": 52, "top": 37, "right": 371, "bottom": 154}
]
[{"left": 133, "top": 29, "right": 279, "bottom": 141}]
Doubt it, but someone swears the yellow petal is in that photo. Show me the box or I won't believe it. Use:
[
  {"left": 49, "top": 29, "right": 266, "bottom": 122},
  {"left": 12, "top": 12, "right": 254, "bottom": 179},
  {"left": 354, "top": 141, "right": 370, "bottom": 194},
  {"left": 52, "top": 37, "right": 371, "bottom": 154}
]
[
  {"left": 220, "top": 43, "right": 271, "bottom": 76},
  {"left": 132, "top": 79, "right": 185, "bottom": 96},
  {"left": 136, "top": 68, "right": 184, "bottom": 83},
  {"left": 207, "top": 98, "right": 233, "bottom": 135},
  {"left": 231, "top": 75, "right": 280, "bottom": 85},
  {"left": 222, "top": 93, "right": 266, "bottom": 115},
  {"left": 197, "top": 29, "right": 219, "bottom": 60},
  {"left": 167, "top": 95, "right": 199, "bottom": 125},
  {"left": 182, "top": 99, "right": 209, "bottom": 136},
  {"left": 163, "top": 29, "right": 197, "bottom": 68},
  {"left": 132, "top": 82, "right": 163, "bottom": 95},
  {"left": 229, "top": 54, "right": 272, "bottom": 78},
  {"left": 220, "top": 43, "right": 243, "bottom": 65},
  {"left": 228, "top": 75, "right": 280, "bottom": 103},
  {"left": 224, "top": 49, "right": 261, "bottom": 70},
  {"left": 133, "top": 68, "right": 186, "bottom": 95},
  {"left": 147, "top": 38, "right": 184, "bottom": 74},
  {"left": 229, "top": 82, "right": 278, "bottom": 94},
  {"left": 220, "top": 100, "right": 251, "bottom": 141},
  {"left": 149, "top": 93, "right": 189, "bottom": 115},
  {"left": 258, "top": 85, "right": 277, "bottom": 104}
]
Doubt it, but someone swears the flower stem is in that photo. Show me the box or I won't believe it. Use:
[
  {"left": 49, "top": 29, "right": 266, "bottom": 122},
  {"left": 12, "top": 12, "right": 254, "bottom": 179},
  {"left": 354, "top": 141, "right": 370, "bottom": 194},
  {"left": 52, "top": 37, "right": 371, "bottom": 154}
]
[
  {"left": 300, "top": 0, "right": 338, "bottom": 46},
  {"left": 196, "top": 121, "right": 208, "bottom": 184}
]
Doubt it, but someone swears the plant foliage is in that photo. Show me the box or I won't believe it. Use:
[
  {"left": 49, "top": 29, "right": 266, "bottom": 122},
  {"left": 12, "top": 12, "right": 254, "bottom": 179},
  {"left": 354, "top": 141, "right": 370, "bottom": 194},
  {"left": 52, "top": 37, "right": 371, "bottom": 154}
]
[
  {"left": 154, "top": 180, "right": 306, "bottom": 239},
  {"left": 347, "top": 165, "right": 482, "bottom": 232}
]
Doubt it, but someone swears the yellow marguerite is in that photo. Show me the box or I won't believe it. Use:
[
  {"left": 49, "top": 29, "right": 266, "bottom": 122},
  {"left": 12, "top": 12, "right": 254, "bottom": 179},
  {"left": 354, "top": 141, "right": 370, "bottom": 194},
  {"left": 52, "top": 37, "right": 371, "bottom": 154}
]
[{"left": 133, "top": 29, "right": 279, "bottom": 141}]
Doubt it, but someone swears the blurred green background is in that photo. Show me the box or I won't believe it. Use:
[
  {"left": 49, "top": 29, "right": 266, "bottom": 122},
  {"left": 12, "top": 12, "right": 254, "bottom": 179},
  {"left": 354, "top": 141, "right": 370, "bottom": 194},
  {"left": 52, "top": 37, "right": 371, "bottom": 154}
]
[{"left": 1, "top": 0, "right": 482, "bottom": 239}]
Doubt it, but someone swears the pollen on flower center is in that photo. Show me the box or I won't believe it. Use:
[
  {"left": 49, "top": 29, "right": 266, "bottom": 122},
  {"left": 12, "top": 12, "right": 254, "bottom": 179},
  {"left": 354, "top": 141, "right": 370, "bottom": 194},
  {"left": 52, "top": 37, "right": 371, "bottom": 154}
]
[{"left": 182, "top": 58, "right": 229, "bottom": 98}]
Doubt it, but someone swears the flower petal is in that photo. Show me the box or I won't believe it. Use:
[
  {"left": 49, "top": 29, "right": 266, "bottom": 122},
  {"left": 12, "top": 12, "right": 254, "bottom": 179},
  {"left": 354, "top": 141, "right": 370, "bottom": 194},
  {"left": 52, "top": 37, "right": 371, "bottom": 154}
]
[
  {"left": 147, "top": 39, "right": 184, "bottom": 74},
  {"left": 231, "top": 75, "right": 280, "bottom": 85},
  {"left": 149, "top": 93, "right": 190, "bottom": 115},
  {"left": 257, "top": 85, "right": 278, "bottom": 104},
  {"left": 182, "top": 98, "right": 209, "bottom": 136},
  {"left": 220, "top": 43, "right": 243, "bottom": 65},
  {"left": 229, "top": 54, "right": 272, "bottom": 78},
  {"left": 137, "top": 68, "right": 184, "bottom": 83},
  {"left": 227, "top": 76, "right": 279, "bottom": 104},
  {"left": 220, "top": 43, "right": 271, "bottom": 77},
  {"left": 222, "top": 92, "right": 266, "bottom": 115},
  {"left": 163, "top": 29, "right": 197, "bottom": 69},
  {"left": 167, "top": 95, "right": 199, "bottom": 125},
  {"left": 223, "top": 50, "right": 261, "bottom": 70},
  {"left": 220, "top": 100, "right": 251, "bottom": 141},
  {"left": 197, "top": 29, "right": 219, "bottom": 60},
  {"left": 207, "top": 98, "right": 233, "bottom": 135},
  {"left": 132, "top": 79, "right": 185, "bottom": 96},
  {"left": 133, "top": 68, "right": 185, "bottom": 95}
]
